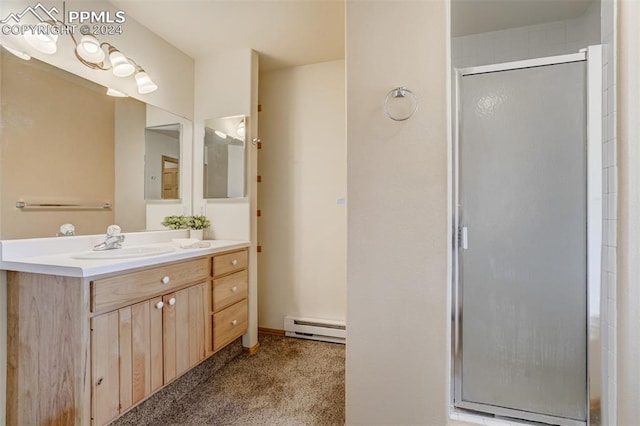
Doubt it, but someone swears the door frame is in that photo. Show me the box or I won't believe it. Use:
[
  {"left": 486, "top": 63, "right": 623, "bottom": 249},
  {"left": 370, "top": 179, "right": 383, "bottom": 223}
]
[{"left": 451, "top": 45, "right": 603, "bottom": 426}]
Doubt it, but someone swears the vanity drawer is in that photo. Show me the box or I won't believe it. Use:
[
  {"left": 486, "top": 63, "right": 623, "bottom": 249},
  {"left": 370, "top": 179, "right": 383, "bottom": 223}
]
[
  {"left": 213, "top": 249, "right": 247, "bottom": 277},
  {"left": 92, "top": 258, "right": 210, "bottom": 312},
  {"left": 213, "top": 299, "right": 248, "bottom": 352},
  {"left": 213, "top": 270, "right": 248, "bottom": 312}
]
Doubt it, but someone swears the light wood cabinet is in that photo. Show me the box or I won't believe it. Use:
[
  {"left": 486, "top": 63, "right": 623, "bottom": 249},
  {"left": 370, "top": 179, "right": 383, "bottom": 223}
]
[
  {"left": 213, "top": 299, "right": 249, "bottom": 352},
  {"left": 91, "top": 257, "right": 210, "bottom": 313},
  {"left": 162, "top": 283, "right": 208, "bottom": 382},
  {"left": 7, "top": 247, "right": 249, "bottom": 426},
  {"left": 91, "top": 295, "right": 165, "bottom": 424},
  {"left": 91, "top": 310, "right": 120, "bottom": 425},
  {"left": 91, "top": 281, "right": 209, "bottom": 425},
  {"left": 212, "top": 250, "right": 249, "bottom": 353}
]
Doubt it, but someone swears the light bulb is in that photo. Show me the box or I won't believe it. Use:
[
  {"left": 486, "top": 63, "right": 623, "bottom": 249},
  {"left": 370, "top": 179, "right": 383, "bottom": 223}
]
[
  {"left": 236, "top": 121, "right": 245, "bottom": 139},
  {"left": 76, "top": 35, "right": 104, "bottom": 63},
  {"left": 106, "top": 88, "right": 127, "bottom": 97},
  {"left": 109, "top": 48, "right": 134, "bottom": 77},
  {"left": 135, "top": 70, "right": 158, "bottom": 94},
  {"left": 23, "top": 23, "right": 58, "bottom": 54}
]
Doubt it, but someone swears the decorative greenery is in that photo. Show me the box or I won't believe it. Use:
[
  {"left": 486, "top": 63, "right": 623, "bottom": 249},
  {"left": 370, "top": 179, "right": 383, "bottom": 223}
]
[
  {"left": 161, "top": 215, "right": 211, "bottom": 230},
  {"left": 161, "top": 215, "right": 189, "bottom": 230},
  {"left": 187, "top": 215, "right": 211, "bottom": 230}
]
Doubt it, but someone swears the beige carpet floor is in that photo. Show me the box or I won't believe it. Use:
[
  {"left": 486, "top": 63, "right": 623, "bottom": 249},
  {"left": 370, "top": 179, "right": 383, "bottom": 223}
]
[{"left": 113, "top": 335, "right": 345, "bottom": 426}]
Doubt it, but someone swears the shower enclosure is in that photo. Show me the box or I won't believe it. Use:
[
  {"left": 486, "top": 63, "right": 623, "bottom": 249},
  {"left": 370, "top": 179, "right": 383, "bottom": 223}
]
[{"left": 453, "top": 46, "right": 602, "bottom": 426}]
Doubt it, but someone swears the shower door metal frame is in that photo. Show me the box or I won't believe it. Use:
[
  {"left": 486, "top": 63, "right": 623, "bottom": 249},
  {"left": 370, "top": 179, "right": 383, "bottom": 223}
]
[{"left": 451, "top": 45, "right": 603, "bottom": 426}]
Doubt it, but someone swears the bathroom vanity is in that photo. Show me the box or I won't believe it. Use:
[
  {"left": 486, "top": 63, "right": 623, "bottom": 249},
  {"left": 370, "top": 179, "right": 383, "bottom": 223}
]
[{"left": 1, "top": 233, "right": 250, "bottom": 425}]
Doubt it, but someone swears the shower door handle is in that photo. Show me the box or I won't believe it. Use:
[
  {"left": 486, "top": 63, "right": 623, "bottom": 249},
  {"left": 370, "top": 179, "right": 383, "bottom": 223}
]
[{"left": 459, "top": 226, "right": 469, "bottom": 250}]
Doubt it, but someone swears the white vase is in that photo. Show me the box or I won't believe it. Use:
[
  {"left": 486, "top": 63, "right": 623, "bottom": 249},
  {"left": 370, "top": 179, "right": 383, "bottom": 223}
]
[{"left": 189, "top": 229, "right": 204, "bottom": 240}]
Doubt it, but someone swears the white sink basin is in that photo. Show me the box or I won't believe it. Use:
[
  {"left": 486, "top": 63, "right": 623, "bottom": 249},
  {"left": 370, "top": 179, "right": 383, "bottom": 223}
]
[{"left": 72, "top": 245, "right": 176, "bottom": 260}]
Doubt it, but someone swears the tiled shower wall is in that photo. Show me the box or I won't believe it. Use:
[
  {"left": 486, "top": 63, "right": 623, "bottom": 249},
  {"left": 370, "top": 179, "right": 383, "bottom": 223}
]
[
  {"left": 451, "top": 2, "right": 600, "bottom": 69},
  {"left": 452, "top": 2, "right": 617, "bottom": 424},
  {"left": 601, "top": 0, "right": 617, "bottom": 424}
]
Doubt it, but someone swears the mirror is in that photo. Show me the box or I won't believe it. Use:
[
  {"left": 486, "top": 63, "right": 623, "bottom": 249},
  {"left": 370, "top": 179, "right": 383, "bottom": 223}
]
[
  {"left": 203, "top": 115, "right": 247, "bottom": 199},
  {"left": 145, "top": 124, "right": 182, "bottom": 200},
  {"left": 0, "top": 50, "right": 192, "bottom": 239}
]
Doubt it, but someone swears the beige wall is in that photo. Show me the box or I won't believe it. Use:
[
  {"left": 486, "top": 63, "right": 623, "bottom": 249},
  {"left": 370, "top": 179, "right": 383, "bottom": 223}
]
[
  {"left": 257, "top": 60, "right": 346, "bottom": 330},
  {"left": 0, "top": 53, "right": 115, "bottom": 239},
  {"left": 346, "top": 1, "right": 449, "bottom": 424}
]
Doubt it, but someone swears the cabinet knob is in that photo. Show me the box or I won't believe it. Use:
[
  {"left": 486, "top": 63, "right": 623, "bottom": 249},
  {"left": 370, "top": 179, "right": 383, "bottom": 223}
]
[
  {"left": 231, "top": 319, "right": 238, "bottom": 326},
  {"left": 155, "top": 301, "right": 164, "bottom": 310},
  {"left": 161, "top": 276, "right": 170, "bottom": 284},
  {"left": 231, "top": 286, "right": 238, "bottom": 292},
  {"left": 169, "top": 297, "right": 176, "bottom": 306},
  {"left": 231, "top": 259, "right": 238, "bottom": 266}
]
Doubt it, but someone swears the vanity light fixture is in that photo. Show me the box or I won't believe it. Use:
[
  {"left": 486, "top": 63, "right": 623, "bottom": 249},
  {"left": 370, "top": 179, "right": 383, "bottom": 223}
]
[
  {"left": 23, "top": 23, "right": 58, "bottom": 54},
  {"left": 236, "top": 121, "right": 246, "bottom": 139},
  {"left": 135, "top": 67, "right": 158, "bottom": 94},
  {"left": 214, "top": 130, "right": 228, "bottom": 139},
  {"left": 11, "top": 4, "right": 158, "bottom": 95}
]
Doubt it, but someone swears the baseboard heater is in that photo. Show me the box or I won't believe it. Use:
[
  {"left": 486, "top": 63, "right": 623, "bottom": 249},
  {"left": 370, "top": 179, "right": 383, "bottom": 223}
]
[{"left": 283, "top": 316, "right": 346, "bottom": 344}]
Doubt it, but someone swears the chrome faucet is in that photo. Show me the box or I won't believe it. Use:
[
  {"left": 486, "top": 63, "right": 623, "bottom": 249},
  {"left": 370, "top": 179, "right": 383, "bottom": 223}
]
[
  {"left": 93, "top": 225, "right": 125, "bottom": 251},
  {"left": 56, "top": 223, "right": 75, "bottom": 237}
]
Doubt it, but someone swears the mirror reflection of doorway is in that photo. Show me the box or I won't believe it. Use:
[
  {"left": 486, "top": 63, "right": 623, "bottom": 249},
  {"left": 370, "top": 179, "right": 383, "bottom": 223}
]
[
  {"left": 145, "top": 123, "right": 181, "bottom": 200},
  {"left": 162, "top": 155, "right": 179, "bottom": 199}
]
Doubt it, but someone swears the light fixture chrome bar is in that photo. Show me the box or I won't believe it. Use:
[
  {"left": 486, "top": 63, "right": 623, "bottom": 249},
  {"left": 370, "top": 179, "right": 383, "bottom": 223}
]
[{"left": 16, "top": 201, "right": 112, "bottom": 210}]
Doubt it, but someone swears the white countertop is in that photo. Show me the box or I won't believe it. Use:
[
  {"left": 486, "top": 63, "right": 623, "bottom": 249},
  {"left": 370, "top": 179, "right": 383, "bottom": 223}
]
[{"left": 0, "top": 231, "right": 250, "bottom": 278}]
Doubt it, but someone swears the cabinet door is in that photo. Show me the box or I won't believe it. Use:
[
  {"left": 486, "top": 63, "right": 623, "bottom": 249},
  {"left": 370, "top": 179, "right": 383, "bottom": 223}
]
[
  {"left": 92, "top": 298, "right": 164, "bottom": 425},
  {"left": 91, "top": 311, "right": 120, "bottom": 426},
  {"left": 135, "top": 297, "right": 164, "bottom": 400},
  {"left": 163, "top": 283, "right": 207, "bottom": 383},
  {"left": 119, "top": 297, "right": 164, "bottom": 413}
]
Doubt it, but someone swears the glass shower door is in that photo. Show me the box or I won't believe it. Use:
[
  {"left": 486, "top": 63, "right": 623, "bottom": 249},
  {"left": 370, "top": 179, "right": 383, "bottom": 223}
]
[{"left": 456, "top": 60, "right": 588, "bottom": 424}]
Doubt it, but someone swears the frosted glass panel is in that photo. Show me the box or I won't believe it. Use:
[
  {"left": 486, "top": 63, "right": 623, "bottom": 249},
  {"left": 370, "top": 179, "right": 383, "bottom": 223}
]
[{"left": 459, "top": 61, "right": 587, "bottom": 421}]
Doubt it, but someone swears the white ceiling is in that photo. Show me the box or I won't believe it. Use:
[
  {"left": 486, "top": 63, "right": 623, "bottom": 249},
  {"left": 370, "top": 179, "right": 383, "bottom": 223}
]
[
  {"left": 109, "top": 0, "right": 595, "bottom": 72},
  {"left": 109, "top": 0, "right": 345, "bottom": 72},
  {"left": 451, "top": 0, "right": 596, "bottom": 37}
]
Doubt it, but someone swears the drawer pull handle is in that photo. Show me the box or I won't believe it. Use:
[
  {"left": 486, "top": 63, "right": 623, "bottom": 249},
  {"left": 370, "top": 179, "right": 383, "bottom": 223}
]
[
  {"left": 231, "top": 286, "right": 238, "bottom": 292},
  {"left": 231, "top": 259, "right": 238, "bottom": 266},
  {"left": 155, "top": 301, "right": 164, "bottom": 310},
  {"left": 161, "top": 276, "right": 170, "bottom": 284},
  {"left": 231, "top": 319, "right": 238, "bottom": 326},
  {"left": 169, "top": 297, "right": 176, "bottom": 306}
]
